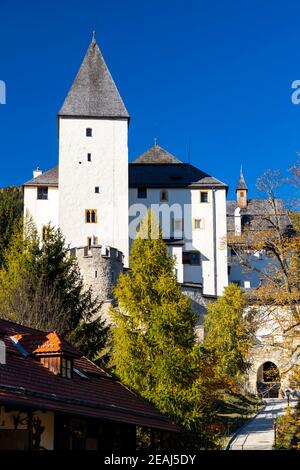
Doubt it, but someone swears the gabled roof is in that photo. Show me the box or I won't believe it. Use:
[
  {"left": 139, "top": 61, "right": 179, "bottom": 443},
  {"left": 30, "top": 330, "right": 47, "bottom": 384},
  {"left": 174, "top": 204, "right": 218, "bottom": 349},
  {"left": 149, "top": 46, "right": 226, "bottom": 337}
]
[
  {"left": 227, "top": 199, "right": 292, "bottom": 232},
  {"left": 0, "top": 319, "right": 179, "bottom": 432},
  {"left": 23, "top": 166, "right": 58, "bottom": 187},
  {"left": 129, "top": 163, "right": 227, "bottom": 189},
  {"left": 58, "top": 37, "right": 129, "bottom": 119},
  {"left": 132, "top": 145, "right": 182, "bottom": 164},
  {"left": 11, "top": 331, "right": 80, "bottom": 357}
]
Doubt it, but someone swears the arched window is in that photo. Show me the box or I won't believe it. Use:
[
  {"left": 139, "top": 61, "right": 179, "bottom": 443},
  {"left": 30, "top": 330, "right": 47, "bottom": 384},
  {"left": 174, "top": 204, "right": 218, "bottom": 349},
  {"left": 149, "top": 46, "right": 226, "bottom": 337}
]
[{"left": 85, "top": 209, "right": 97, "bottom": 223}]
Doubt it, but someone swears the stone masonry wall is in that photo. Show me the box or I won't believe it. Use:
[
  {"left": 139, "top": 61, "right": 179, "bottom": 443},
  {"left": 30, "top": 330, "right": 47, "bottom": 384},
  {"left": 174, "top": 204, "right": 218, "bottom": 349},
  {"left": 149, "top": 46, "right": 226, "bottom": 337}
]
[{"left": 70, "top": 245, "right": 124, "bottom": 322}]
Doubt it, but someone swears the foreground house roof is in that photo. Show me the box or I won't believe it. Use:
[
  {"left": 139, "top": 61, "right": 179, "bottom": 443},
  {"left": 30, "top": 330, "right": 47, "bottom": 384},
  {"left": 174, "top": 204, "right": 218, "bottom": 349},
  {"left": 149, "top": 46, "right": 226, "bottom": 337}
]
[
  {"left": 0, "top": 319, "right": 179, "bottom": 432},
  {"left": 58, "top": 37, "right": 129, "bottom": 119}
]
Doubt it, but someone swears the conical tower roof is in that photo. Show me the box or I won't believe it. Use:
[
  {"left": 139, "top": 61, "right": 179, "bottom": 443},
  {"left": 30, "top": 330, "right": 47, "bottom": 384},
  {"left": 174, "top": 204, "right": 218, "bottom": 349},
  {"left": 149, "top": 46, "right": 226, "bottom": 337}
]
[
  {"left": 58, "top": 35, "right": 129, "bottom": 119},
  {"left": 236, "top": 166, "right": 248, "bottom": 191}
]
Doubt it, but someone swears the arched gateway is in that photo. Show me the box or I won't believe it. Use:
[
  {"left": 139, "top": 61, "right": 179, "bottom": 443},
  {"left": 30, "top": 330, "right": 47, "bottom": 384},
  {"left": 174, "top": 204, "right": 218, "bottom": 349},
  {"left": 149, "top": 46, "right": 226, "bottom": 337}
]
[{"left": 257, "top": 362, "right": 281, "bottom": 398}]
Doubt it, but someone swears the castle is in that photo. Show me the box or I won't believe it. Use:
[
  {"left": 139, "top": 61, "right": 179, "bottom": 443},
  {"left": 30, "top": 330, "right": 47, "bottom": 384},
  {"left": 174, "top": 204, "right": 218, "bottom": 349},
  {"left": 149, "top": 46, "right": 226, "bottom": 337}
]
[{"left": 23, "top": 36, "right": 292, "bottom": 396}]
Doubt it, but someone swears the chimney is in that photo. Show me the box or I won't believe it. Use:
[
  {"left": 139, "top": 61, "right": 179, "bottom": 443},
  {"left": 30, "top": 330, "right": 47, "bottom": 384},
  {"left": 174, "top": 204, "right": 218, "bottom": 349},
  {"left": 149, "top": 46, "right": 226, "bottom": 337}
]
[
  {"left": 234, "top": 206, "right": 241, "bottom": 236},
  {"left": 33, "top": 167, "right": 42, "bottom": 179}
]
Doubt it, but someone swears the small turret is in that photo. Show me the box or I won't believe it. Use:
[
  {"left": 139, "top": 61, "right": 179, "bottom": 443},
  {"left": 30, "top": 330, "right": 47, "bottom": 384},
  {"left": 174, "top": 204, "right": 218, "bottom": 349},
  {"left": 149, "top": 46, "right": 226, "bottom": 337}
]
[{"left": 236, "top": 166, "right": 248, "bottom": 209}]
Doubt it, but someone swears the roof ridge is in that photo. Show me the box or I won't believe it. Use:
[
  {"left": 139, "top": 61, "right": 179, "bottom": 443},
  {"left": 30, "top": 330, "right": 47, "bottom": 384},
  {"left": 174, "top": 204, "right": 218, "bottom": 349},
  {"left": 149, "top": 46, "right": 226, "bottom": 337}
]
[{"left": 132, "top": 144, "right": 182, "bottom": 164}]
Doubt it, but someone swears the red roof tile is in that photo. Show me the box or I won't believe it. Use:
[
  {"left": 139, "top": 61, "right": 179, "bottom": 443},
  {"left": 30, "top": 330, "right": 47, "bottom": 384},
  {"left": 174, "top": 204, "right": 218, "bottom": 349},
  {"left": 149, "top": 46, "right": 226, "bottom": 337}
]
[{"left": 0, "top": 319, "right": 179, "bottom": 432}]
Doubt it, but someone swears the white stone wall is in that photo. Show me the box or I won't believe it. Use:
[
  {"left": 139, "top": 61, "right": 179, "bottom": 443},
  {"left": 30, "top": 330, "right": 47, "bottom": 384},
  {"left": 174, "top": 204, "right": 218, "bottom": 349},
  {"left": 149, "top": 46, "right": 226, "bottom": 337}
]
[
  {"left": 58, "top": 117, "right": 129, "bottom": 265},
  {"left": 245, "top": 305, "right": 300, "bottom": 395},
  {"left": 129, "top": 186, "right": 228, "bottom": 296},
  {"left": 23, "top": 186, "right": 59, "bottom": 237}
]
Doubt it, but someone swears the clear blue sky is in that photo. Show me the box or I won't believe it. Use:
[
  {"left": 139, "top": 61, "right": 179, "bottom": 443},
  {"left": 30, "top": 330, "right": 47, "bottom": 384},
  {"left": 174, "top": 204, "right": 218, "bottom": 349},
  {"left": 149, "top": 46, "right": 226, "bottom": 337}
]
[{"left": 1, "top": 0, "right": 300, "bottom": 200}]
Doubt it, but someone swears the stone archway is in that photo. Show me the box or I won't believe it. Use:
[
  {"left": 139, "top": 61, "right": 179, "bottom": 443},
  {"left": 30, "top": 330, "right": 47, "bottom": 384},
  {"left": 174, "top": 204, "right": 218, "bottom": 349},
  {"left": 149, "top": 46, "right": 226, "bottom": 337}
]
[{"left": 257, "top": 362, "right": 281, "bottom": 398}]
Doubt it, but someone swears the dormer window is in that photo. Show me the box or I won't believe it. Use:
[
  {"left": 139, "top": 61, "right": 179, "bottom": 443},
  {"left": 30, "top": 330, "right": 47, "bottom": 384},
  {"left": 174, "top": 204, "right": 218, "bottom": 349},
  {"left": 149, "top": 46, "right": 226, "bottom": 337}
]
[
  {"left": 39, "top": 355, "right": 73, "bottom": 378},
  {"left": 61, "top": 357, "right": 73, "bottom": 379}
]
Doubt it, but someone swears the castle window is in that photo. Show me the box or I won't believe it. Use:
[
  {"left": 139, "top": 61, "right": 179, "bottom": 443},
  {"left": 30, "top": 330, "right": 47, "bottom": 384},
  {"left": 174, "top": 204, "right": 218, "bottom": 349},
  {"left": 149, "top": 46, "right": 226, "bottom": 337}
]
[
  {"left": 182, "top": 251, "right": 200, "bottom": 265},
  {"left": 240, "top": 191, "right": 244, "bottom": 197},
  {"left": 95, "top": 186, "right": 99, "bottom": 193},
  {"left": 86, "top": 128, "right": 92, "bottom": 137},
  {"left": 137, "top": 187, "right": 147, "bottom": 199},
  {"left": 61, "top": 357, "right": 73, "bottom": 379},
  {"left": 37, "top": 187, "right": 48, "bottom": 200},
  {"left": 93, "top": 236, "right": 98, "bottom": 245},
  {"left": 193, "top": 218, "right": 204, "bottom": 230},
  {"left": 95, "top": 271, "right": 98, "bottom": 278},
  {"left": 87, "top": 237, "right": 92, "bottom": 250},
  {"left": 200, "top": 191, "right": 208, "bottom": 203},
  {"left": 160, "top": 190, "right": 168, "bottom": 202},
  {"left": 87, "top": 153, "right": 91, "bottom": 162},
  {"left": 85, "top": 209, "right": 97, "bottom": 223}
]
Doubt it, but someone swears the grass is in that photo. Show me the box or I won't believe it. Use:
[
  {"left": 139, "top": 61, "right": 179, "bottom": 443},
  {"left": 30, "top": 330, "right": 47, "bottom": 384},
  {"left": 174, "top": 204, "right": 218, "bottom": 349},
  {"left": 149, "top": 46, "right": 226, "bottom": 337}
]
[{"left": 214, "top": 391, "right": 262, "bottom": 448}]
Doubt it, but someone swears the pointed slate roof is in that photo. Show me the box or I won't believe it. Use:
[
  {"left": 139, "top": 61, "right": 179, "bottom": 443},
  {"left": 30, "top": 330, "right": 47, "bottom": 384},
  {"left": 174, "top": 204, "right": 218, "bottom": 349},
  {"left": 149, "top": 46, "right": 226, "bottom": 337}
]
[
  {"left": 236, "top": 167, "right": 248, "bottom": 191},
  {"left": 58, "top": 37, "right": 129, "bottom": 119},
  {"left": 132, "top": 145, "right": 182, "bottom": 164}
]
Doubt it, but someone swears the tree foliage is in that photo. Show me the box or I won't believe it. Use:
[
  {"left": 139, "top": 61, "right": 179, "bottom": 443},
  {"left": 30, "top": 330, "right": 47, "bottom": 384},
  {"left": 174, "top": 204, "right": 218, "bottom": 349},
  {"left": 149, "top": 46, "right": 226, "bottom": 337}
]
[
  {"left": 111, "top": 212, "right": 224, "bottom": 449},
  {"left": 228, "top": 158, "right": 300, "bottom": 383},
  {"left": 204, "top": 284, "right": 255, "bottom": 384},
  {"left": 0, "top": 186, "right": 23, "bottom": 267},
  {"left": 0, "top": 221, "right": 108, "bottom": 361}
]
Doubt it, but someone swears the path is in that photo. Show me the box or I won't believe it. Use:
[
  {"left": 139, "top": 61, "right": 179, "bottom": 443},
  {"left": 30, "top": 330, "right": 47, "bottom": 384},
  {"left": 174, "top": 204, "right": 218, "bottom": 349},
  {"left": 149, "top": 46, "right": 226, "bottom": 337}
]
[{"left": 227, "top": 398, "right": 297, "bottom": 450}]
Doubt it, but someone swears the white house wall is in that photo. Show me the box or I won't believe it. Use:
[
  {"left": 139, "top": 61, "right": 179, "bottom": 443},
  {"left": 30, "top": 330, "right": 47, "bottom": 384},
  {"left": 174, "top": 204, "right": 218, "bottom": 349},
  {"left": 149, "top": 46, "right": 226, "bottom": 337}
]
[{"left": 24, "top": 186, "right": 59, "bottom": 236}]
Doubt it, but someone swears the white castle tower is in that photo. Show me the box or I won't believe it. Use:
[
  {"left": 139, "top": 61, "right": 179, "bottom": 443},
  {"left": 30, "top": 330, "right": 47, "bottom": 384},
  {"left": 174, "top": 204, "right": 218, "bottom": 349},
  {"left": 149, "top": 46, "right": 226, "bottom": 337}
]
[{"left": 58, "top": 34, "right": 129, "bottom": 265}]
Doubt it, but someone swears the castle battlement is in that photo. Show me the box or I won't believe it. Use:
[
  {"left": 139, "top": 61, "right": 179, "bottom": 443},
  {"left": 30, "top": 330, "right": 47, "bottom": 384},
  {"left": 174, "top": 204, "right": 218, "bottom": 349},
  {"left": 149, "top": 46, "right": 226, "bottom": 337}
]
[{"left": 69, "top": 245, "right": 124, "bottom": 263}]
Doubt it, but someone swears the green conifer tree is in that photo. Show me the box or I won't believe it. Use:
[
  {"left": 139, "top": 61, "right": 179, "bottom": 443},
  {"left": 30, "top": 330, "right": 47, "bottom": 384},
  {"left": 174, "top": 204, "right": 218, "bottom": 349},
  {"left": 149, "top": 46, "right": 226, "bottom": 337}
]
[
  {"left": 111, "top": 212, "right": 221, "bottom": 449},
  {"left": 0, "top": 221, "right": 107, "bottom": 361},
  {"left": 204, "top": 284, "right": 255, "bottom": 384}
]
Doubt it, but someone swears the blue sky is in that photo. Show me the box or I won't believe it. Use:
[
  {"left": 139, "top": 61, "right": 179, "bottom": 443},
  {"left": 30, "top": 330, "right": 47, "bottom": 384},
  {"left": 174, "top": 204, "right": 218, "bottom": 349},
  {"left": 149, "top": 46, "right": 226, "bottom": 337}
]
[{"left": 0, "top": 0, "right": 300, "bottom": 200}]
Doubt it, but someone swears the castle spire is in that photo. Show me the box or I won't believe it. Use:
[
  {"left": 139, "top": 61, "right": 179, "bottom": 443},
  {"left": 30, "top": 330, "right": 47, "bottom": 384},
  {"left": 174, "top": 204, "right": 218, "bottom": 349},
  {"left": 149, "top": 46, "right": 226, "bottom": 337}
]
[
  {"left": 58, "top": 36, "right": 129, "bottom": 119},
  {"left": 236, "top": 165, "right": 248, "bottom": 191},
  {"left": 236, "top": 166, "right": 248, "bottom": 208}
]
